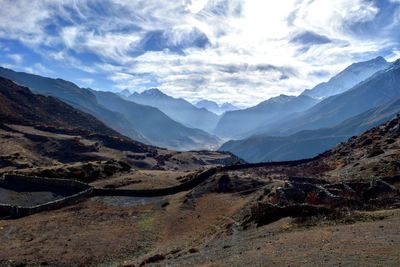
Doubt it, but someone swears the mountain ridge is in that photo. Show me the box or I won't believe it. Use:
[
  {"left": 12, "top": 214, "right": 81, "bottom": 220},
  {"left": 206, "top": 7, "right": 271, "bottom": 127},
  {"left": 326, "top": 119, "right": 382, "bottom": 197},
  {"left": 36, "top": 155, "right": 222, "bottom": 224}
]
[
  {"left": 195, "top": 99, "right": 239, "bottom": 115},
  {"left": 214, "top": 94, "right": 318, "bottom": 139},
  {"left": 301, "top": 56, "right": 389, "bottom": 99},
  {"left": 253, "top": 59, "right": 400, "bottom": 137},
  {"left": 0, "top": 67, "right": 220, "bottom": 150},
  {"left": 220, "top": 97, "right": 400, "bottom": 162},
  {"left": 128, "top": 88, "right": 220, "bottom": 133},
  {"left": 93, "top": 89, "right": 221, "bottom": 150}
]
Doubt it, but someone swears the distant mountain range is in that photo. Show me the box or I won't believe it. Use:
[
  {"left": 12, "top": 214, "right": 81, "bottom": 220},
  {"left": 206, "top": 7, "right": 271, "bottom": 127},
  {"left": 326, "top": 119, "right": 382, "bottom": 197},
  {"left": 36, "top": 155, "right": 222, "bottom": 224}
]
[
  {"left": 194, "top": 100, "right": 239, "bottom": 115},
  {"left": 301, "top": 56, "right": 389, "bottom": 99},
  {"left": 0, "top": 56, "right": 398, "bottom": 160},
  {"left": 93, "top": 89, "right": 221, "bottom": 150},
  {"left": 220, "top": 59, "right": 400, "bottom": 162},
  {"left": 220, "top": 97, "right": 400, "bottom": 162},
  {"left": 0, "top": 67, "right": 220, "bottom": 151},
  {"left": 126, "top": 89, "right": 220, "bottom": 133},
  {"left": 214, "top": 56, "right": 390, "bottom": 140},
  {"left": 214, "top": 94, "right": 318, "bottom": 139},
  {"left": 258, "top": 59, "right": 400, "bottom": 137}
]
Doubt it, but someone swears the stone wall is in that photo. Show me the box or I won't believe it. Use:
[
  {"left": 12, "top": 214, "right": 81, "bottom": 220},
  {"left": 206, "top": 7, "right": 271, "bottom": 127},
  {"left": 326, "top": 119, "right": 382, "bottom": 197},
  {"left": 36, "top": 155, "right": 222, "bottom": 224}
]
[
  {"left": 94, "top": 158, "right": 315, "bottom": 197},
  {"left": 0, "top": 174, "right": 93, "bottom": 218},
  {"left": 94, "top": 167, "right": 219, "bottom": 197},
  {"left": 0, "top": 158, "right": 318, "bottom": 217}
]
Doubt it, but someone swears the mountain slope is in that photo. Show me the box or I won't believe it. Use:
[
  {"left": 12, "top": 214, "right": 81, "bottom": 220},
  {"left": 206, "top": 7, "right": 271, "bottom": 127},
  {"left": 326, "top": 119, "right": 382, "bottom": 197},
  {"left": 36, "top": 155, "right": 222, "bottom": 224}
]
[
  {"left": 0, "top": 67, "right": 220, "bottom": 150},
  {"left": 128, "top": 89, "right": 220, "bottom": 133},
  {"left": 0, "top": 77, "right": 154, "bottom": 170},
  {"left": 0, "top": 77, "right": 121, "bottom": 137},
  {"left": 0, "top": 67, "right": 146, "bottom": 143},
  {"left": 93, "top": 90, "right": 221, "bottom": 150},
  {"left": 315, "top": 114, "right": 400, "bottom": 180},
  {"left": 220, "top": 97, "right": 400, "bottom": 162},
  {"left": 195, "top": 100, "right": 239, "bottom": 115},
  {"left": 214, "top": 94, "right": 318, "bottom": 139},
  {"left": 302, "top": 56, "right": 389, "bottom": 99},
  {"left": 257, "top": 59, "right": 400, "bottom": 137},
  {"left": 0, "top": 77, "right": 242, "bottom": 176}
]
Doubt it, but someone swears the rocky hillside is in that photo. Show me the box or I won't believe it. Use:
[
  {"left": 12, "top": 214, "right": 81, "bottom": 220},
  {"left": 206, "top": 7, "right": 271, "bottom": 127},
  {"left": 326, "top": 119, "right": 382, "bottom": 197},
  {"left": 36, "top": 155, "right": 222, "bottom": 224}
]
[
  {"left": 0, "top": 77, "right": 119, "bottom": 137},
  {"left": 316, "top": 114, "right": 400, "bottom": 180},
  {"left": 0, "top": 67, "right": 147, "bottom": 143}
]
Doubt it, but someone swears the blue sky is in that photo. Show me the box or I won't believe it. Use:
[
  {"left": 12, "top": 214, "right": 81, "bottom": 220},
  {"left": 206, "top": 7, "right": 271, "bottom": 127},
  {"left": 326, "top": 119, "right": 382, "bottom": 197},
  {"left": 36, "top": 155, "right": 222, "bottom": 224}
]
[{"left": 0, "top": 0, "right": 400, "bottom": 106}]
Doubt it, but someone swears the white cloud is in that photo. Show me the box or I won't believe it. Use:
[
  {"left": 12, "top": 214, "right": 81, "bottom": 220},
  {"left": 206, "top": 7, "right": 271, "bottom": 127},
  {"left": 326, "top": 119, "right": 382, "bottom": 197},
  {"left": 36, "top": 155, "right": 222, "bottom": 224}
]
[
  {"left": 6, "top": 54, "right": 23, "bottom": 64},
  {"left": 78, "top": 78, "right": 95, "bottom": 86},
  {"left": 0, "top": 0, "right": 398, "bottom": 106}
]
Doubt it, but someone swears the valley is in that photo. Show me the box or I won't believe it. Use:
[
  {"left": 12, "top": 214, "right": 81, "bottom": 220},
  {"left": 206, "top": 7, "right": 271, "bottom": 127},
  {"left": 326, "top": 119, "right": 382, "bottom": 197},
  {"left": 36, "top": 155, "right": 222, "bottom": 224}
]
[
  {"left": 2, "top": 1, "right": 400, "bottom": 266},
  {"left": 0, "top": 115, "right": 399, "bottom": 266}
]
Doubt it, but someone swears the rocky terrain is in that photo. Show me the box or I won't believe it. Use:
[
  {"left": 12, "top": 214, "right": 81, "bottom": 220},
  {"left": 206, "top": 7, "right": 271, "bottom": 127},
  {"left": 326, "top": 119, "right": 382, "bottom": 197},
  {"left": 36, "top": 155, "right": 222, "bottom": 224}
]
[{"left": 0, "top": 113, "right": 398, "bottom": 266}]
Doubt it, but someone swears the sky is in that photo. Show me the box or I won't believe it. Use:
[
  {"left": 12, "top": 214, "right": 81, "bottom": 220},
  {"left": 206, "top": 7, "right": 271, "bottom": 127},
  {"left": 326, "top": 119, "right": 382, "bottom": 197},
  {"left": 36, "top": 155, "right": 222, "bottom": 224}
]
[{"left": 0, "top": 0, "right": 400, "bottom": 107}]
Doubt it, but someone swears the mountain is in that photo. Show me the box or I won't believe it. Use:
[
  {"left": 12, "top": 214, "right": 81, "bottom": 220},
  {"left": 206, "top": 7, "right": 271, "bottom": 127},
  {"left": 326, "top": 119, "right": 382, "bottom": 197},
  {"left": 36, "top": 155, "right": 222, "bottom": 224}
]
[
  {"left": 219, "top": 97, "right": 400, "bottom": 162},
  {"left": 0, "top": 67, "right": 146, "bottom": 143},
  {"left": 301, "top": 56, "right": 389, "bottom": 99},
  {"left": 214, "top": 94, "right": 318, "bottom": 139},
  {"left": 0, "top": 67, "right": 220, "bottom": 150},
  {"left": 195, "top": 100, "right": 239, "bottom": 115},
  {"left": 0, "top": 76, "right": 153, "bottom": 170},
  {"left": 314, "top": 113, "right": 400, "bottom": 180},
  {"left": 92, "top": 90, "right": 221, "bottom": 150},
  {"left": 0, "top": 77, "right": 242, "bottom": 176},
  {"left": 128, "top": 89, "right": 220, "bottom": 133},
  {"left": 0, "top": 76, "right": 121, "bottom": 137},
  {"left": 118, "top": 89, "right": 132, "bottom": 98},
  {"left": 256, "top": 59, "right": 400, "bottom": 137}
]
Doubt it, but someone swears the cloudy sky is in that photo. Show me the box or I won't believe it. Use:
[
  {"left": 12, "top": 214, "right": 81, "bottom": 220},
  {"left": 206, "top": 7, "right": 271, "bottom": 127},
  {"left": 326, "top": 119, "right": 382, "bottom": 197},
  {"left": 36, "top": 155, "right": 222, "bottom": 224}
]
[{"left": 0, "top": 0, "right": 399, "bottom": 106}]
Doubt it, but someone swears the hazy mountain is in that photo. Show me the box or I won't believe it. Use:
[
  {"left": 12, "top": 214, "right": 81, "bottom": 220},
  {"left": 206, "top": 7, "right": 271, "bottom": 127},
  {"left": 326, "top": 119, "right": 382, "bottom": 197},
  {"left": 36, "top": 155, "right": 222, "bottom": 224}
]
[
  {"left": 214, "top": 94, "right": 318, "bottom": 139},
  {"left": 301, "top": 56, "right": 389, "bottom": 99},
  {"left": 257, "top": 59, "right": 400, "bottom": 137},
  {"left": 0, "top": 67, "right": 220, "bottom": 150},
  {"left": 93, "top": 90, "right": 221, "bottom": 150},
  {"left": 195, "top": 100, "right": 239, "bottom": 115},
  {"left": 220, "top": 97, "right": 400, "bottom": 163},
  {"left": 118, "top": 89, "right": 132, "bottom": 98},
  {"left": 128, "top": 89, "right": 220, "bottom": 133}
]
